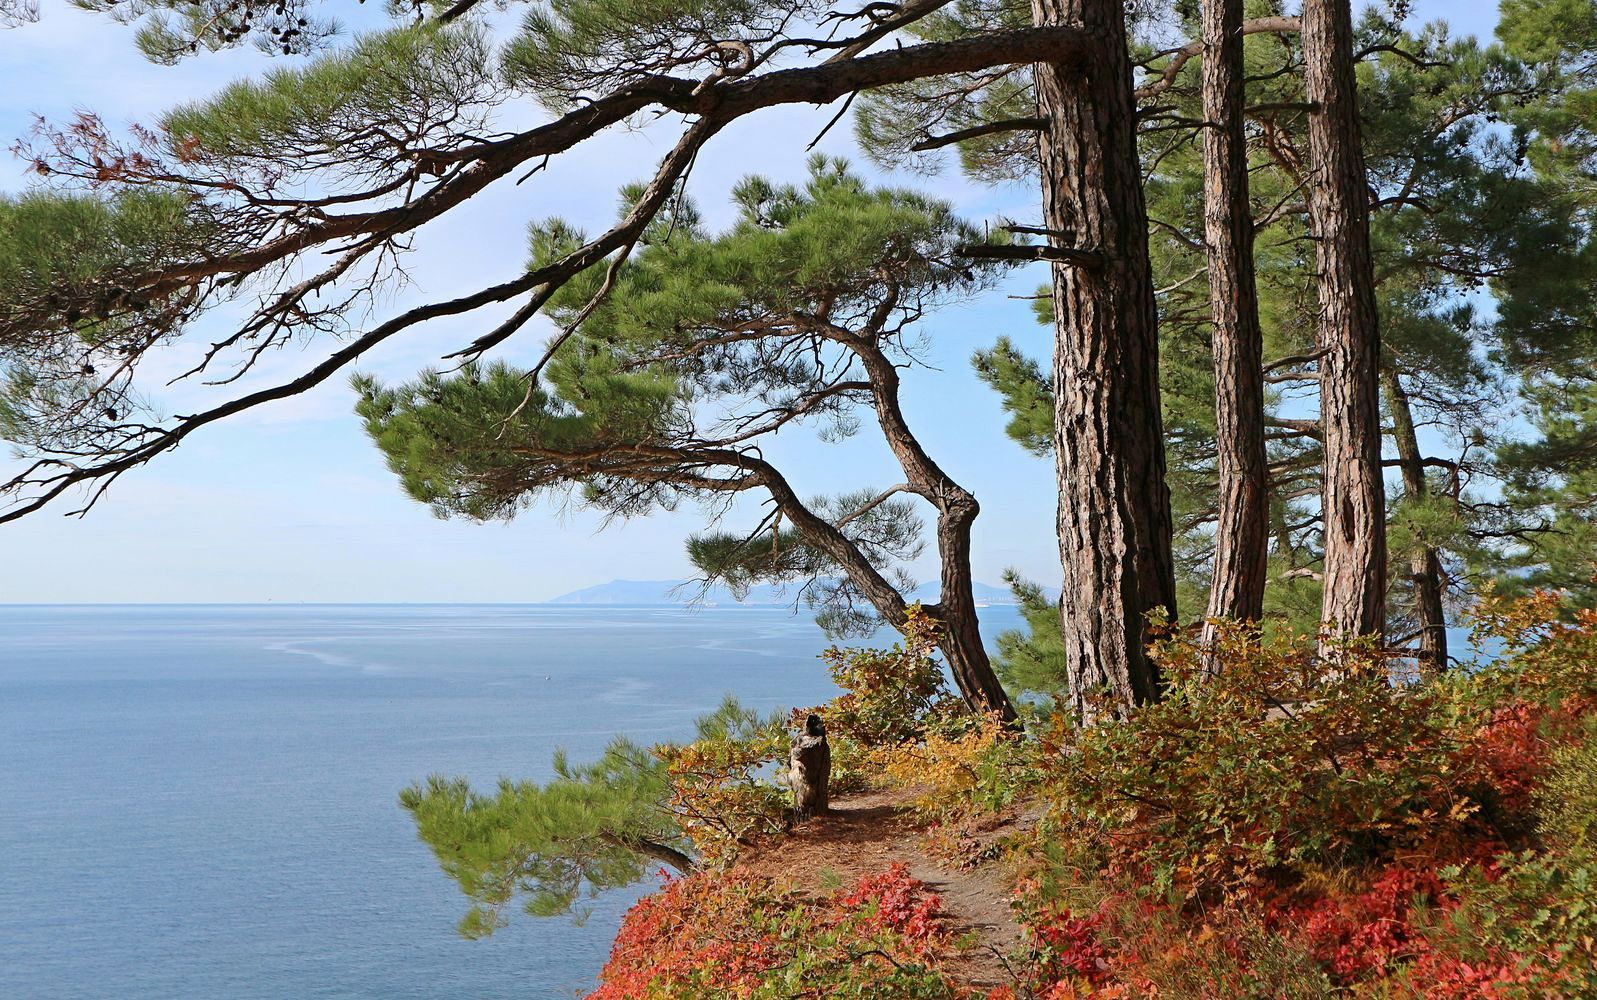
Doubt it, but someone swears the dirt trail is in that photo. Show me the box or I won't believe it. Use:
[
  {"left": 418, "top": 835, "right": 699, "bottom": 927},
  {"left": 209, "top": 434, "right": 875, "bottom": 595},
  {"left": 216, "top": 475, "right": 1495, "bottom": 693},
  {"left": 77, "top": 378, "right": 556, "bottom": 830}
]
[{"left": 733, "top": 789, "right": 1029, "bottom": 989}]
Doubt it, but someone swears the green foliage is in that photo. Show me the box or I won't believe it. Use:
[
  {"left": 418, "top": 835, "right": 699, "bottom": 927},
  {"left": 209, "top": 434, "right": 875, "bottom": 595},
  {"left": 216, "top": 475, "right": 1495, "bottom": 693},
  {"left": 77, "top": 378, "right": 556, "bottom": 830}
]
[
  {"left": 162, "top": 23, "right": 497, "bottom": 179},
  {"left": 1442, "top": 847, "right": 1597, "bottom": 996},
  {"left": 0, "top": 188, "right": 201, "bottom": 323},
  {"left": 812, "top": 606, "right": 953, "bottom": 747},
  {"left": 0, "top": 183, "right": 191, "bottom": 287},
  {"left": 852, "top": 0, "right": 1036, "bottom": 180},
  {"left": 358, "top": 159, "right": 1000, "bottom": 634},
  {"left": 988, "top": 571, "right": 1066, "bottom": 698},
  {"left": 400, "top": 734, "right": 682, "bottom": 936},
  {"left": 355, "top": 356, "right": 681, "bottom": 520},
  {"left": 1498, "top": 0, "right": 1597, "bottom": 66},
  {"left": 503, "top": 0, "right": 823, "bottom": 110},
  {"left": 970, "top": 337, "right": 1051, "bottom": 457},
  {"left": 403, "top": 695, "right": 802, "bottom": 935},
  {"left": 0, "top": 187, "right": 210, "bottom": 447},
  {"left": 539, "top": 156, "right": 999, "bottom": 346},
  {"left": 1490, "top": 381, "right": 1597, "bottom": 608},
  {"left": 68, "top": 0, "right": 344, "bottom": 64}
]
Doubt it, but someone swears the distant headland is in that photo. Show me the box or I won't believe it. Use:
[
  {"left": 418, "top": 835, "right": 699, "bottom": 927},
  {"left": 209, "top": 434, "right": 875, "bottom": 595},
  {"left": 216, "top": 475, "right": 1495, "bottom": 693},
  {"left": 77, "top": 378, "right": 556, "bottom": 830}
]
[{"left": 545, "top": 579, "right": 1023, "bottom": 607}]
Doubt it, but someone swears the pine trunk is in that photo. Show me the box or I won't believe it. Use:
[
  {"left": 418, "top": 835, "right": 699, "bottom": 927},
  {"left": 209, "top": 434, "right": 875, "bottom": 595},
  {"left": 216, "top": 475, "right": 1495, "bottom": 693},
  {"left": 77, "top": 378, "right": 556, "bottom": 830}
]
[
  {"left": 1199, "top": 0, "right": 1270, "bottom": 664},
  {"left": 1382, "top": 367, "right": 1448, "bottom": 674},
  {"left": 1303, "top": 0, "right": 1387, "bottom": 651},
  {"left": 934, "top": 493, "right": 1019, "bottom": 720},
  {"left": 759, "top": 466, "right": 1014, "bottom": 721},
  {"left": 1032, "top": 0, "right": 1175, "bottom": 722},
  {"left": 850, "top": 337, "right": 1018, "bottom": 722}
]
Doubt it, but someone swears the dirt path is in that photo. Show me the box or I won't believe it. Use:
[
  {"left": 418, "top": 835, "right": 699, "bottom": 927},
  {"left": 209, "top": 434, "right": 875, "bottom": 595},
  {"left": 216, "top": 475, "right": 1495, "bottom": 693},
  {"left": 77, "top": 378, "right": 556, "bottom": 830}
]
[{"left": 733, "top": 789, "right": 1029, "bottom": 989}]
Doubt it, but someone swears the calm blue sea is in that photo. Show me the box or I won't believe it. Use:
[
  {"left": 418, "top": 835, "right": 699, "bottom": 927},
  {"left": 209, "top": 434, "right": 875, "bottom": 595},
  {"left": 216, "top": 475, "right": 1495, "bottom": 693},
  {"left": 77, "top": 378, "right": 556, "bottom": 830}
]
[{"left": 0, "top": 603, "right": 1022, "bottom": 999}]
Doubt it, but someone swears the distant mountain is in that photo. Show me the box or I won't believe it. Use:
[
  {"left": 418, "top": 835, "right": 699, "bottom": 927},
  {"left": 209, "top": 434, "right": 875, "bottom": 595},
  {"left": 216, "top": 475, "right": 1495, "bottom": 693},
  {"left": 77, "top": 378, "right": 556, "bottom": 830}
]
[
  {"left": 905, "top": 580, "right": 1022, "bottom": 605},
  {"left": 546, "top": 578, "right": 1022, "bottom": 606},
  {"left": 546, "top": 579, "right": 787, "bottom": 605}
]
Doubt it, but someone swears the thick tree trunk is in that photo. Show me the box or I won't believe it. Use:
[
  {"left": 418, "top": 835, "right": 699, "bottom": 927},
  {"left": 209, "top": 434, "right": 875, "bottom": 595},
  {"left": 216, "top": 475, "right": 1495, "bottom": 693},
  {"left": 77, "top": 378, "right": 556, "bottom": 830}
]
[
  {"left": 1303, "top": 0, "right": 1387, "bottom": 652},
  {"left": 1032, "top": 0, "right": 1176, "bottom": 722},
  {"left": 1199, "top": 0, "right": 1271, "bottom": 666},
  {"left": 1382, "top": 367, "right": 1448, "bottom": 674}
]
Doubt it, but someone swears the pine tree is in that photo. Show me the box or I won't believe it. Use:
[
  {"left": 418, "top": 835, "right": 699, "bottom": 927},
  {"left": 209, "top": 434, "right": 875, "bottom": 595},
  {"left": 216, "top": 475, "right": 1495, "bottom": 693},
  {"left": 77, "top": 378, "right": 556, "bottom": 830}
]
[
  {"left": 402, "top": 696, "right": 785, "bottom": 936},
  {"left": 0, "top": 3, "right": 1097, "bottom": 523},
  {"left": 857, "top": 0, "right": 1235, "bottom": 718},
  {"left": 1303, "top": 0, "right": 1387, "bottom": 652},
  {"left": 944, "top": 6, "right": 1597, "bottom": 684},
  {"left": 1198, "top": 0, "right": 1270, "bottom": 662},
  {"left": 356, "top": 160, "right": 1017, "bottom": 718}
]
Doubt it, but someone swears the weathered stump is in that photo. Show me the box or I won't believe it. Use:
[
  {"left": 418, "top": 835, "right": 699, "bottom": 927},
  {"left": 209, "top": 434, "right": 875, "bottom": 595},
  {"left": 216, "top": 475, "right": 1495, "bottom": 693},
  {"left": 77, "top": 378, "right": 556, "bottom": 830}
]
[{"left": 788, "top": 714, "right": 830, "bottom": 820}]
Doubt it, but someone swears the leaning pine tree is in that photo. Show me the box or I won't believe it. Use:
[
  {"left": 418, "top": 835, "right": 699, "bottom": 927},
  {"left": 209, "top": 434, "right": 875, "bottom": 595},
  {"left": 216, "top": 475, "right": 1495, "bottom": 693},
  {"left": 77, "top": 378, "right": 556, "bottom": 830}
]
[
  {"left": 357, "top": 159, "right": 1017, "bottom": 721},
  {"left": 854, "top": 0, "right": 1200, "bottom": 720}
]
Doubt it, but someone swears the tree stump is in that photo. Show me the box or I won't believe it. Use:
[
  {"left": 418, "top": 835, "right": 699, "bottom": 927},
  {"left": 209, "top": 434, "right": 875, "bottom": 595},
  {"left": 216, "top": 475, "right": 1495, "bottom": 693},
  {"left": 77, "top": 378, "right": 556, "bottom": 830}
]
[{"left": 789, "top": 714, "right": 830, "bottom": 820}]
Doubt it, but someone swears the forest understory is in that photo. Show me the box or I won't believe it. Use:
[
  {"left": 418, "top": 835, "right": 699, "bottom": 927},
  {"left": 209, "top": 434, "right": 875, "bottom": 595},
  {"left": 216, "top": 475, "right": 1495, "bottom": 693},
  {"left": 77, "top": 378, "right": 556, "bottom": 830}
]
[{"left": 569, "top": 594, "right": 1597, "bottom": 999}]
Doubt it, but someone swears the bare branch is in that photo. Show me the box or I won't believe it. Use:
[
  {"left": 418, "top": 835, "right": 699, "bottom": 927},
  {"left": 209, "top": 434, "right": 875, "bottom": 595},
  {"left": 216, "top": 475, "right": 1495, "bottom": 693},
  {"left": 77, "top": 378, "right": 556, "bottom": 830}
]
[
  {"left": 910, "top": 116, "right": 1045, "bottom": 152},
  {"left": 1136, "top": 16, "right": 1302, "bottom": 100},
  {"left": 955, "top": 243, "right": 1104, "bottom": 269}
]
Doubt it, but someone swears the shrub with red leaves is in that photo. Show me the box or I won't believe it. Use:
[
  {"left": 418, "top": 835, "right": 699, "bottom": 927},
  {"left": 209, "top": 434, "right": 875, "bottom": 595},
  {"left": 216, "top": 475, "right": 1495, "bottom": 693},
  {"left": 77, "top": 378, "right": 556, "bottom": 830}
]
[
  {"left": 589, "top": 865, "right": 965, "bottom": 998},
  {"left": 837, "top": 863, "right": 950, "bottom": 955},
  {"left": 1296, "top": 865, "right": 1449, "bottom": 979}
]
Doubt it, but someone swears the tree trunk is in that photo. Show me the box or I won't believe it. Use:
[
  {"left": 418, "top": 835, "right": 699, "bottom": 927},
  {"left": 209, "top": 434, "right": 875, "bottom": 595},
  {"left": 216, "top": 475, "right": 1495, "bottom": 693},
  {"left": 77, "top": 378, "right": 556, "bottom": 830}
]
[
  {"left": 932, "top": 492, "right": 1017, "bottom": 719},
  {"left": 1303, "top": 0, "right": 1387, "bottom": 652},
  {"left": 1032, "top": 0, "right": 1176, "bottom": 722},
  {"left": 1199, "top": 0, "right": 1270, "bottom": 667},
  {"left": 788, "top": 715, "right": 830, "bottom": 819},
  {"left": 1382, "top": 366, "right": 1448, "bottom": 674},
  {"left": 850, "top": 335, "right": 1018, "bottom": 722},
  {"left": 750, "top": 458, "right": 1011, "bottom": 720}
]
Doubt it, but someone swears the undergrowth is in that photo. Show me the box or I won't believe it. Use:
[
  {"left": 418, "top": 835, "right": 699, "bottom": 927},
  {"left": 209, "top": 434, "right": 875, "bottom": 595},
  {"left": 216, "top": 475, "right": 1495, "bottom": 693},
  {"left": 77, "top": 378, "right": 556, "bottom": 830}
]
[{"left": 588, "top": 589, "right": 1597, "bottom": 998}]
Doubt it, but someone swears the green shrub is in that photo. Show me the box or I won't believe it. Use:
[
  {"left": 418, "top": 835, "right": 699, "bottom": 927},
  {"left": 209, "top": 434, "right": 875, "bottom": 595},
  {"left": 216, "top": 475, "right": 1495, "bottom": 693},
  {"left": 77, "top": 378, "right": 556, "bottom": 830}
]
[
  {"left": 812, "top": 605, "right": 957, "bottom": 747},
  {"left": 1441, "top": 847, "right": 1597, "bottom": 996},
  {"left": 1053, "top": 621, "right": 1474, "bottom": 898},
  {"left": 1538, "top": 718, "right": 1597, "bottom": 849}
]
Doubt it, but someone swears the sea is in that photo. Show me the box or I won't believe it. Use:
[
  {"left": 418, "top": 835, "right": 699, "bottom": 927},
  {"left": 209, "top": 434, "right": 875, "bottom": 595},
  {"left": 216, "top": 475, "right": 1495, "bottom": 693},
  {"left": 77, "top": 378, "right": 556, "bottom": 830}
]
[{"left": 0, "top": 603, "right": 1023, "bottom": 999}]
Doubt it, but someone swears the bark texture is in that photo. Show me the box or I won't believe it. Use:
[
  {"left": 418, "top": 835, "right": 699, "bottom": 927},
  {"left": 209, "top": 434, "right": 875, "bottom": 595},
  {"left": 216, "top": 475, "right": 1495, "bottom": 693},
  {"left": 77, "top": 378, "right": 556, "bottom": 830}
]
[
  {"left": 1199, "top": 0, "right": 1271, "bottom": 662},
  {"left": 788, "top": 715, "right": 831, "bottom": 819},
  {"left": 1033, "top": 0, "right": 1175, "bottom": 722},
  {"left": 851, "top": 337, "right": 1017, "bottom": 721},
  {"left": 600, "top": 832, "right": 697, "bottom": 875},
  {"left": 1383, "top": 367, "right": 1448, "bottom": 674},
  {"left": 1303, "top": 0, "right": 1387, "bottom": 650}
]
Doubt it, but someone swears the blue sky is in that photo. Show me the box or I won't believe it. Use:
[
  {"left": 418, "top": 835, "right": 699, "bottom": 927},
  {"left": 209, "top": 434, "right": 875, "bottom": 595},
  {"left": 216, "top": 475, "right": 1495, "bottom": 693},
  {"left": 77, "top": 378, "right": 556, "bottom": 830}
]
[{"left": 0, "top": 1, "right": 1502, "bottom": 602}]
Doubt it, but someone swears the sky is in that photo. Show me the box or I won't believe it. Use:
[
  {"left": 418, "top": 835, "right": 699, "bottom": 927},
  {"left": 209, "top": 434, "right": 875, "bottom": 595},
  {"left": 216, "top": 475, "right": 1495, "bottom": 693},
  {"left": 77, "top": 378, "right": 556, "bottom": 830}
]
[{"left": 0, "top": 0, "right": 1504, "bottom": 603}]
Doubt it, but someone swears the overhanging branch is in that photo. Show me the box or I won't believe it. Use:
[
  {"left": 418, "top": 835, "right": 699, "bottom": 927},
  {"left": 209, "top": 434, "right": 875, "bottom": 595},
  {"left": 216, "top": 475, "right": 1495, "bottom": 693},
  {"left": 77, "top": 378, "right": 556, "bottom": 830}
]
[
  {"left": 955, "top": 243, "right": 1105, "bottom": 269},
  {"left": 4, "top": 23, "right": 1103, "bottom": 523},
  {"left": 910, "top": 116, "right": 1045, "bottom": 152}
]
